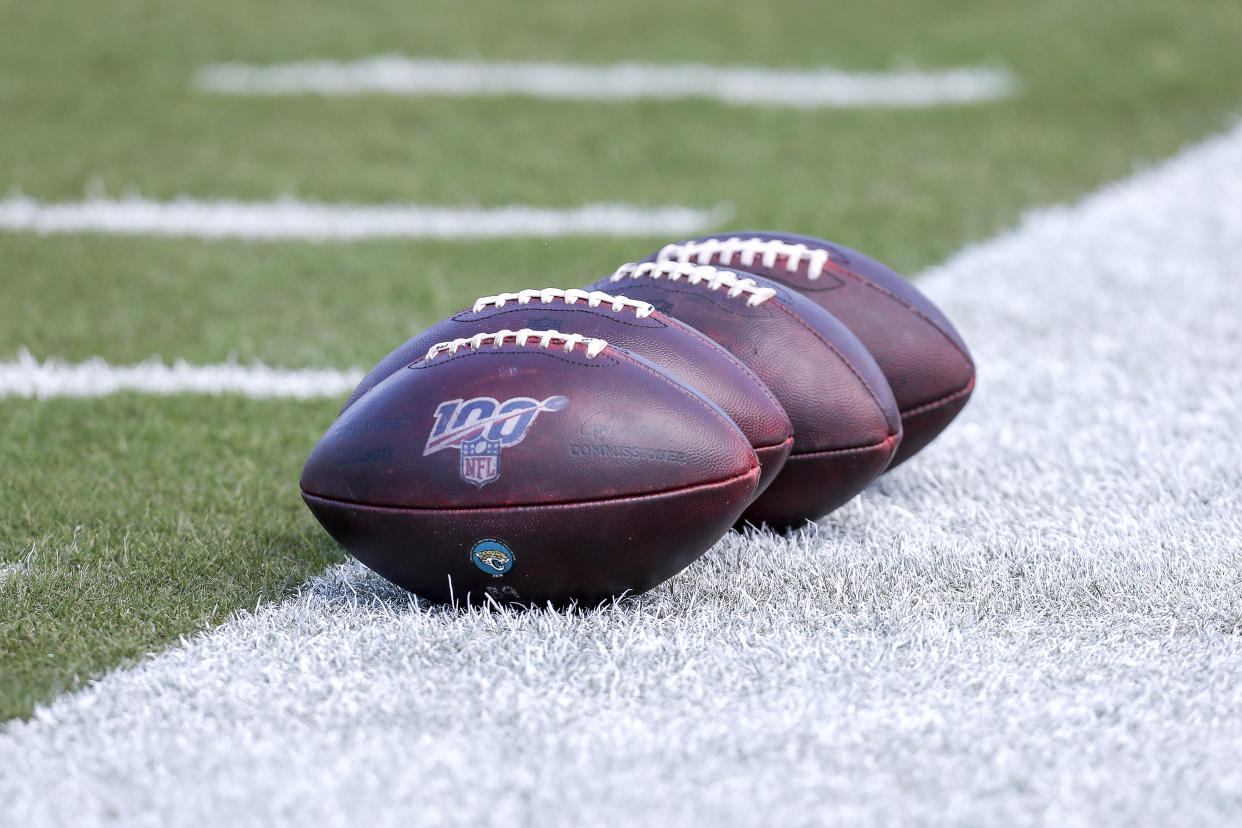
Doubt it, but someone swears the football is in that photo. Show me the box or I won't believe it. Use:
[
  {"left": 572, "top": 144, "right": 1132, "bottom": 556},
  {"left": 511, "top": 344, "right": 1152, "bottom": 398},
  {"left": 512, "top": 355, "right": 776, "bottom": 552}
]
[
  {"left": 645, "top": 232, "right": 975, "bottom": 467},
  {"left": 301, "top": 328, "right": 761, "bottom": 605},
  {"left": 344, "top": 288, "right": 793, "bottom": 498},
  {"left": 587, "top": 262, "right": 902, "bottom": 529}
]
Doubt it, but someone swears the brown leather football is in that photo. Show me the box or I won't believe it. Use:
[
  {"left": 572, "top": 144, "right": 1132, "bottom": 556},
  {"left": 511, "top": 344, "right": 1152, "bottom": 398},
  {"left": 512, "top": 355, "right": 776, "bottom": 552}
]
[
  {"left": 301, "top": 329, "right": 760, "bottom": 605},
  {"left": 587, "top": 263, "right": 901, "bottom": 529},
  {"left": 645, "top": 232, "right": 974, "bottom": 467},
  {"left": 343, "top": 288, "right": 792, "bottom": 499}
]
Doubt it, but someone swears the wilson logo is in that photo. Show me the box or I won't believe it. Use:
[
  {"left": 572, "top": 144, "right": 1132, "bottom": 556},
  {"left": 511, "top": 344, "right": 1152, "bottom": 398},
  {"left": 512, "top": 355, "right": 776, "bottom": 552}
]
[{"left": 424, "top": 395, "right": 568, "bottom": 486}]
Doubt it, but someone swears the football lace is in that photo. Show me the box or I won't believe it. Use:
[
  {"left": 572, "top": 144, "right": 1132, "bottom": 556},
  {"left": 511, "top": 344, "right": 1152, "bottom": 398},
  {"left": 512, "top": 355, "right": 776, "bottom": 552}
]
[
  {"left": 608, "top": 261, "right": 777, "bottom": 306},
  {"left": 424, "top": 328, "right": 609, "bottom": 361},
  {"left": 656, "top": 236, "right": 831, "bottom": 280},
  {"left": 472, "top": 288, "right": 655, "bottom": 318}
]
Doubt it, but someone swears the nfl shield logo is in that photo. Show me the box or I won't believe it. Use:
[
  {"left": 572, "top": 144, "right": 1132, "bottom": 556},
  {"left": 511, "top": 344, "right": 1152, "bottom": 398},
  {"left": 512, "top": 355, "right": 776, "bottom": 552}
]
[
  {"left": 425, "top": 393, "right": 567, "bottom": 489},
  {"left": 460, "top": 435, "right": 501, "bottom": 487}
]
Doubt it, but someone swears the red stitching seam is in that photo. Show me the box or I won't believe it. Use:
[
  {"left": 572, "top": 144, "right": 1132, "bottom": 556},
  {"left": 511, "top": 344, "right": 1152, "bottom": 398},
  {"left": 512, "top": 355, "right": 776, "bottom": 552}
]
[
  {"left": 660, "top": 313, "right": 791, "bottom": 429},
  {"left": 301, "top": 466, "right": 760, "bottom": 513},
  {"left": 789, "top": 432, "right": 899, "bottom": 460},
  {"left": 771, "top": 301, "right": 902, "bottom": 438},
  {"left": 900, "top": 375, "right": 976, "bottom": 418},
  {"left": 754, "top": 435, "right": 795, "bottom": 454}
]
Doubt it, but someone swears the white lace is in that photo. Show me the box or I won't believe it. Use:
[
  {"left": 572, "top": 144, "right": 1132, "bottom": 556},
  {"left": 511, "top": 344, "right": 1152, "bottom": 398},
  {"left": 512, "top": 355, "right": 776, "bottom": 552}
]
[
  {"left": 608, "top": 262, "right": 777, "bottom": 306},
  {"left": 424, "top": 328, "right": 609, "bottom": 362},
  {"left": 656, "top": 237, "right": 830, "bottom": 280},
  {"left": 472, "top": 287, "right": 654, "bottom": 318}
]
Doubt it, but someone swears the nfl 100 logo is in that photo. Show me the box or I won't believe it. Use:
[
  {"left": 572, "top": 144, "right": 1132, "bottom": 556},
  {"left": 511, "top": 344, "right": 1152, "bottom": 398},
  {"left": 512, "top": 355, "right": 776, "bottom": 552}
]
[{"left": 423, "top": 395, "right": 568, "bottom": 487}]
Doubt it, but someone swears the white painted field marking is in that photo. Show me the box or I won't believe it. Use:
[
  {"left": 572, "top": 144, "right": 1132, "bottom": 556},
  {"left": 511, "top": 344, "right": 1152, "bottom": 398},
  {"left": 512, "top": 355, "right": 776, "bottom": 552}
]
[
  {"left": 3, "top": 125, "right": 1241, "bottom": 826},
  {"left": 0, "top": 196, "right": 727, "bottom": 241},
  {"left": 195, "top": 57, "right": 1016, "bottom": 107},
  {"left": 0, "top": 563, "right": 24, "bottom": 587},
  {"left": 0, "top": 349, "right": 362, "bottom": 400}
]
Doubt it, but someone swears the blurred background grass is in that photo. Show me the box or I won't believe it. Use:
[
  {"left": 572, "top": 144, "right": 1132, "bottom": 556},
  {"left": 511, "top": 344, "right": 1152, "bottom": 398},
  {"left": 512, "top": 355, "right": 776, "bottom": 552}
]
[{"left": 3, "top": 0, "right": 1242, "bottom": 365}]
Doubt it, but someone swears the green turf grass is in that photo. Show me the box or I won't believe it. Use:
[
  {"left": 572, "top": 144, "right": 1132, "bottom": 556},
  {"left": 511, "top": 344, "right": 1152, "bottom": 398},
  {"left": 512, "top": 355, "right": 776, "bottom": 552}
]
[
  {"left": 0, "top": 396, "right": 343, "bottom": 722},
  {"left": 2, "top": 0, "right": 1242, "bottom": 720},
  {"left": 4, "top": 2, "right": 1242, "bottom": 364}
]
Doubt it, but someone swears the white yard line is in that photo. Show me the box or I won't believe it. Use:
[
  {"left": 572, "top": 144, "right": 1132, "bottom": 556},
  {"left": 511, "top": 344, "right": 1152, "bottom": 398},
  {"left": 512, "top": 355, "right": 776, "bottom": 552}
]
[
  {"left": 0, "top": 349, "right": 362, "bottom": 400},
  {"left": 3, "top": 125, "right": 1242, "bottom": 826},
  {"left": 195, "top": 57, "right": 1016, "bottom": 108},
  {"left": 0, "top": 196, "right": 727, "bottom": 241}
]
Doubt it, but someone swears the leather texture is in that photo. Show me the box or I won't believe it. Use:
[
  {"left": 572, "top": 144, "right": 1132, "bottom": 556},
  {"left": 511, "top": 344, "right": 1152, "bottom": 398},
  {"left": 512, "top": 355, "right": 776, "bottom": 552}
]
[
  {"left": 646, "top": 231, "right": 975, "bottom": 467},
  {"left": 303, "top": 471, "right": 757, "bottom": 607},
  {"left": 738, "top": 440, "right": 897, "bottom": 528},
  {"left": 301, "top": 340, "right": 760, "bottom": 604},
  {"left": 586, "top": 268, "right": 901, "bottom": 529},
  {"left": 342, "top": 295, "right": 792, "bottom": 498}
]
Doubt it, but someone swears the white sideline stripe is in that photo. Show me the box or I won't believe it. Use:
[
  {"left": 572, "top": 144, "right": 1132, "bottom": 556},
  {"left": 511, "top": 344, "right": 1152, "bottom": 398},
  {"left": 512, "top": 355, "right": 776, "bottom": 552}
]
[
  {"left": 194, "top": 57, "right": 1017, "bottom": 108},
  {"left": 0, "top": 196, "right": 727, "bottom": 241},
  {"left": 4, "top": 126, "right": 1242, "bottom": 826},
  {"left": 0, "top": 349, "right": 362, "bottom": 400}
]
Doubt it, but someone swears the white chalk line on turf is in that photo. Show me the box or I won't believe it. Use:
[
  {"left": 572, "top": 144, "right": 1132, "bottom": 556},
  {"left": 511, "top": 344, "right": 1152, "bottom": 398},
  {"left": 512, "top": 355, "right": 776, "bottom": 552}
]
[
  {"left": 0, "top": 563, "right": 23, "bottom": 587},
  {"left": 0, "top": 196, "right": 729, "bottom": 241},
  {"left": 195, "top": 57, "right": 1017, "bottom": 108},
  {"left": 0, "top": 349, "right": 362, "bottom": 400}
]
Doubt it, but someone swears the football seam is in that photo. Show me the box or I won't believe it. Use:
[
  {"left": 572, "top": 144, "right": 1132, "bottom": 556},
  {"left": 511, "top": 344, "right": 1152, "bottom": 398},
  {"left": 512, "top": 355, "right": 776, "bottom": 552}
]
[
  {"left": 452, "top": 305, "right": 662, "bottom": 330},
  {"left": 753, "top": 434, "right": 795, "bottom": 453},
  {"left": 788, "top": 431, "right": 900, "bottom": 460},
  {"left": 602, "top": 276, "right": 764, "bottom": 317},
  {"left": 696, "top": 240, "right": 974, "bottom": 370},
  {"left": 596, "top": 275, "right": 886, "bottom": 438},
  {"left": 819, "top": 259, "right": 976, "bottom": 370},
  {"left": 658, "top": 313, "right": 792, "bottom": 438},
  {"left": 301, "top": 466, "right": 760, "bottom": 513},
  {"left": 410, "top": 348, "right": 619, "bottom": 370},
  {"left": 603, "top": 345, "right": 762, "bottom": 466},
  {"left": 770, "top": 301, "right": 902, "bottom": 438},
  {"left": 899, "top": 374, "right": 976, "bottom": 418}
]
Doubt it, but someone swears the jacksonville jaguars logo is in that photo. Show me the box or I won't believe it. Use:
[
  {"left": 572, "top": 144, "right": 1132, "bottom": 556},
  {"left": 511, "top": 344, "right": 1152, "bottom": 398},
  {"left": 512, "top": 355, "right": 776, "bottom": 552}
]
[
  {"left": 425, "top": 394, "right": 568, "bottom": 487},
  {"left": 471, "top": 539, "right": 514, "bottom": 575}
]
